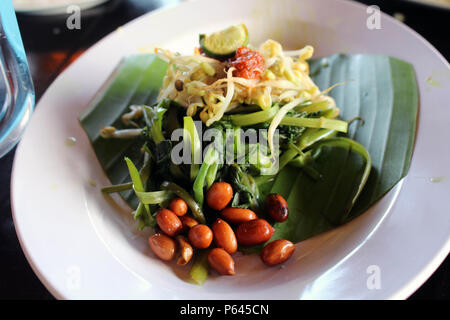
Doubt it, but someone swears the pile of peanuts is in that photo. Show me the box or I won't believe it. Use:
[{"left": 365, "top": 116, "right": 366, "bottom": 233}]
[{"left": 148, "top": 181, "right": 295, "bottom": 276}]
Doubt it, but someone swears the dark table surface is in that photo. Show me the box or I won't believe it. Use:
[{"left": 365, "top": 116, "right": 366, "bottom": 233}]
[{"left": 1, "top": 0, "right": 448, "bottom": 300}]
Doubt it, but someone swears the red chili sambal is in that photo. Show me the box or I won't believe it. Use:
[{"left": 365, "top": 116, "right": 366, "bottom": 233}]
[{"left": 228, "top": 47, "right": 265, "bottom": 79}]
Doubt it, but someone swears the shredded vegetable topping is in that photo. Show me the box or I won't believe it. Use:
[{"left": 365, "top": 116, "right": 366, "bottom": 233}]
[
  {"left": 155, "top": 39, "right": 336, "bottom": 128},
  {"left": 154, "top": 38, "right": 345, "bottom": 157}
]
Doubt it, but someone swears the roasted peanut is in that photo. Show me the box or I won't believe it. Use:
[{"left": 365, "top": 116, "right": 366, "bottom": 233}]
[
  {"left": 176, "top": 236, "right": 194, "bottom": 266},
  {"left": 206, "top": 182, "right": 233, "bottom": 210},
  {"left": 208, "top": 248, "right": 235, "bottom": 275},
  {"left": 261, "top": 239, "right": 295, "bottom": 266},
  {"left": 156, "top": 208, "right": 183, "bottom": 237},
  {"left": 235, "top": 219, "right": 274, "bottom": 246},
  {"left": 220, "top": 207, "right": 257, "bottom": 224},
  {"left": 265, "top": 193, "right": 289, "bottom": 222},
  {"left": 148, "top": 233, "right": 177, "bottom": 261},
  {"left": 212, "top": 218, "right": 237, "bottom": 254},
  {"left": 188, "top": 224, "right": 213, "bottom": 249},
  {"left": 180, "top": 215, "right": 199, "bottom": 230},
  {"left": 169, "top": 198, "right": 188, "bottom": 216}
]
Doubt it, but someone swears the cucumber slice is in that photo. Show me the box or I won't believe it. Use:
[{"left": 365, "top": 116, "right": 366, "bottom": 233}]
[{"left": 199, "top": 24, "right": 249, "bottom": 59}]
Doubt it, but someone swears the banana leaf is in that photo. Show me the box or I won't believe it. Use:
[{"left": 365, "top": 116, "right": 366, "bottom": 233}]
[
  {"left": 311, "top": 54, "right": 418, "bottom": 214},
  {"left": 268, "top": 138, "right": 371, "bottom": 243},
  {"left": 79, "top": 54, "right": 168, "bottom": 208},
  {"left": 264, "top": 54, "right": 418, "bottom": 242},
  {"left": 79, "top": 53, "right": 418, "bottom": 244}
]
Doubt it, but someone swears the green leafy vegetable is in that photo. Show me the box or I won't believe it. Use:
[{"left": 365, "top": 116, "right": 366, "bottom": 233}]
[
  {"left": 143, "top": 101, "right": 168, "bottom": 144},
  {"left": 225, "top": 164, "right": 261, "bottom": 212}
]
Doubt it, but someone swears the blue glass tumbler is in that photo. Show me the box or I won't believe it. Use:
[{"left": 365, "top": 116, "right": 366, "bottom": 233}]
[{"left": 0, "top": 0, "right": 34, "bottom": 157}]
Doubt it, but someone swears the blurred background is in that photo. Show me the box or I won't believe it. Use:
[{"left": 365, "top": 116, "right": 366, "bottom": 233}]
[{"left": 0, "top": 0, "right": 449, "bottom": 299}]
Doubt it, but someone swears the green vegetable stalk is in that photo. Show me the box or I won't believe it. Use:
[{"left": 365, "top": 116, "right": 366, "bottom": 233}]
[
  {"left": 193, "top": 147, "right": 219, "bottom": 207},
  {"left": 161, "top": 181, "right": 206, "bottom": 224},
  {"left": 294, "top": 100, "right": 330, "bottom": 113},
  {"left": 143, "top": 99, "right": 169, "bottom": 144},
  {"left": 124, "top": 157, "right": 156, "bottom": 228},
  {"left": 134, "top": 190, "right": 174, "bottom": 204},
  {"left": 184, "top": 116, "right": 202, "bottom": 181},
  {"left": 228, "top": 104, "right": 279, "bottom": 126},
  {"left": 279, "top": 116, "right": 348, "bottom": 132},
  {"left": 189, "top": 250, "right": 209, "bottom": 285},
  {"left": 101, "top": 182, "right": 133, "bottom": 193},
  {"left": 278, "top": 128, "right": 337, "bottom": 172},
  {"left": 206, "top": 162, "right": 219, "bottom": 189}
]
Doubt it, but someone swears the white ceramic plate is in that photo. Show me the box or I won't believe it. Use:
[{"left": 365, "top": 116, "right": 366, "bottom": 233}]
[
  {"left": 13, "top": 0, "right": 111, "bottom": 15},
  {"left": 11, "top": 0, "right": 450, "bottom": 299},
  {"left": 404, "top": 0, "right": 450, "bottom": 10}
]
